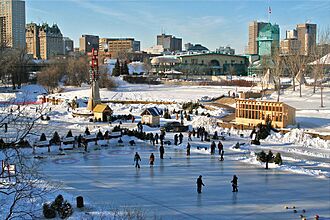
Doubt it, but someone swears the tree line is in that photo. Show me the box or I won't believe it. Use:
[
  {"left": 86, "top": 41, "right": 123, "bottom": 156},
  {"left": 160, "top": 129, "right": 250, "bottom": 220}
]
[
  {"left": 37, "top": 55, "right": 116, "bottom": 93},
  {"left": 0, "top": 43, "right": 30, "bottom": 90}
]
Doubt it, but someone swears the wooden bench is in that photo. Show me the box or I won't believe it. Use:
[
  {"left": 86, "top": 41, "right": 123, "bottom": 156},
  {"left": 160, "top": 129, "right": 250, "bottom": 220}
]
[
  {"left": 33, "top": 140, "right": 50, "bottom": 148},
  {"left": 109, "top": 131, "right": 122, "bottom": 139},
  {"left": 62, "top": 137, "right": 76, "bottom": 150}
]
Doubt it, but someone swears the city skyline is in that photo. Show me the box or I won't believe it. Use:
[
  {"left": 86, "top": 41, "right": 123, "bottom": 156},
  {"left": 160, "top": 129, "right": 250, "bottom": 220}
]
[{"left": 25, "top": 0, "right": 330, "bottom": 54}]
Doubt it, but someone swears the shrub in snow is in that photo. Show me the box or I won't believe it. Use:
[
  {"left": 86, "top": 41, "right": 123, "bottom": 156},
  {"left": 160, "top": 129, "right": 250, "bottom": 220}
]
[
  {"left": 256, "top": 150, "right": 274, "bottom": 169},
  {"left": 58, "top": 200, "right": 73, "bottom": 219},
  {"left": 274, "top": 153, "right": 283, "bottom": 165},
  {"left": 163, "top": 110, "right": 171, "bottom": 119},
  {"left": 43, "top": 203, "right": 56, "bottom": 219},
  {"left": 51, "top": 194, "right": 64, "bottom": 211},
  {"left": 43, "top": 194, "right": 73, "bottom": 219},
  {"left": 182, "top": 102, "right": 199, "bottom": 111}
]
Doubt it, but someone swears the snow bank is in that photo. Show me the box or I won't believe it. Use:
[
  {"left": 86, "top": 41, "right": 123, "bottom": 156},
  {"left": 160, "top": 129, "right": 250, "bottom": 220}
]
[
  {"left": 266, "top": 129, "right": 330, "bottom": 150},
  {"left": 190, "top": 116, "right": 218, "bottom": 131}
]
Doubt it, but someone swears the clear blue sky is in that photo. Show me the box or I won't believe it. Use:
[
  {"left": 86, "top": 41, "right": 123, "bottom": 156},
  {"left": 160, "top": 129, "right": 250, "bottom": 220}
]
[{"left": 26, "top": 0, "right": 330, "bottom": 54}]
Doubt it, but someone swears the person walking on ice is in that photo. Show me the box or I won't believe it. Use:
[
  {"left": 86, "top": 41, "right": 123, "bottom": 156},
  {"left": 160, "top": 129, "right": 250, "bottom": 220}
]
[
  {"left": 231, "top": 175, "right": 238, "bottom": 192},
  {"left": 186, "top": 142, "right": 191, "bottom": 156},
  {"left": 134, "top": 152, "right": 141, "bottom": 168},
  {"left": 149, "top": 153, "right": 155, "bottom": 166},
  {"left": 196, "top": 175, "right": 205, "bottom": 194},
  {"left": 159, "top": 145, "right": 165, "bottom": 159}
]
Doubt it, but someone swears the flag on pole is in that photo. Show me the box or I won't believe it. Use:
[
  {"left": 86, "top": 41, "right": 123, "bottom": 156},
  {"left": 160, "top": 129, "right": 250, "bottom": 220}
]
[{"left": 268, "top": 6, "right": 272, "bottom": 14}]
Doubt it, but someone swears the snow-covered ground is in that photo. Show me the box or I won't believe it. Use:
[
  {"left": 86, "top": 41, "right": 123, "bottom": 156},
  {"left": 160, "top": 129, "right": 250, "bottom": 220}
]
[{"left": 1, "top": 78, "right": 330, "bottom": 219}]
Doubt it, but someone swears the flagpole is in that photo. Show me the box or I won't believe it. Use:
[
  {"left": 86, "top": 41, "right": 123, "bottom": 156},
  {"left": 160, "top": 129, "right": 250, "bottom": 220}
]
[{"left": 268, "top": 0, "right": 271, "bottom": 23}]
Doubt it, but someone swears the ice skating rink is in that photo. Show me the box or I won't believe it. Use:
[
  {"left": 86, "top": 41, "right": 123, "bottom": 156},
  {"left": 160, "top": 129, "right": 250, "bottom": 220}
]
[{"left": 40, "top": 141, "right": 330, "bottom": 220}]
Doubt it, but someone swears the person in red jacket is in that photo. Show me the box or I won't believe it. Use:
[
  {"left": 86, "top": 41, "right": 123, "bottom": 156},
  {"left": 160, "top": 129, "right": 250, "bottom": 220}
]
[{"left": 149, "top": 153, "right": 155, "bottom": 166}]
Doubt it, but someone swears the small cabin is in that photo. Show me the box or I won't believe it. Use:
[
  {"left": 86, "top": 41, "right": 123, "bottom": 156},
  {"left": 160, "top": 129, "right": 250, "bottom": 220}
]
[
  {"left": 93, "top": 104, "right": 113, "bottom": 122},
  {"left": 141, "top": 107, "right": 162, "bottom": 127}
]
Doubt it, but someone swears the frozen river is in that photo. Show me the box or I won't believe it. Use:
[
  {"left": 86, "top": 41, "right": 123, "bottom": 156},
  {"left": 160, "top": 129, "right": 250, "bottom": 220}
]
[{"left": 40, "top": 139, "right": 330, "bottom": 220}]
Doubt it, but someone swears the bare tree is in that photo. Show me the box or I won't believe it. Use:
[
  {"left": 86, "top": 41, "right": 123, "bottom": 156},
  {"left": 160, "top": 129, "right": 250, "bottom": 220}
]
[
  {"left": 271, "top": 52, "right": 285, "bottom": 102},
  {"left": 0, "top": 46, "right": 30, "bottom": 89},
  {"left": 0, "top": 103, "right": 53, "bottom": 219},
  {"left": 37, "top": 65, "right": 62, "bottom": 93},
  {"left": 98, "top": 65, "right": 117, "bottom": 90},
  {"left": 143, "top": 57, "right": 152, "bottom": 75},
  {"left": 311, "top": 27, "right": 330, "bottom": 107},
  {"left": 284, "top": 53, "right": 308, "bottom": 94},
  {"left": 66, "top": 57, "right": 89, "bottom": 86}
]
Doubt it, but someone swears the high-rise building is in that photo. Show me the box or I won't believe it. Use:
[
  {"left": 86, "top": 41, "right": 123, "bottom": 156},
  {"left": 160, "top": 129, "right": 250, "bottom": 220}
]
[
  {"left": 286, "top": 29, "right": 297, "bottom": 39},
  {"left": 63, "top": 37, "right": 74, "bottom": 55},
  {"left": 26, "top": 23, "right": 40, "bottom": 58},
  {"left": 257, "top": 23, "right": 280, "bottom": 56},
  {"left": 26, "top": 22, "right": 64, "bottom": 59},
  {"left": 157, "top": 34, "right": 182, "bottom": 52},
  {"left": 248, "top": 21, "right": 268, "bottom": 55},
  {"left": 99, "top": 38, "right": 111, "bottom": 52},
  {"left": 0, "top": 0, "right": 25, "bottom": 48},
  {"left": 280, "top": 29, "right": 300, "bottom": 55},
  {"left": 280, "top": 39, "right": 301, "bottom": 55},
  {"left": 39, "top": 23, "right": 63, "bottom": 60},
  {"left": 79, "top": 34, "right": 99, "bottom": 53},
  {"left": 108, "top": 38, "right": 140, "bottom": 53},
  {"left": 296, "top": 23, "right": 317, "bottom": 55}
]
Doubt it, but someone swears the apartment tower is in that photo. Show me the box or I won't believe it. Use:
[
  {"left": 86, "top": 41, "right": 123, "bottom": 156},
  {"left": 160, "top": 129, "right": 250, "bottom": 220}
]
[
  {"left": 0, "top": 0, "right": 25, "bottom": 48},
  {"left": 296, "top": 23, "right": 317, "bottom": 55}
]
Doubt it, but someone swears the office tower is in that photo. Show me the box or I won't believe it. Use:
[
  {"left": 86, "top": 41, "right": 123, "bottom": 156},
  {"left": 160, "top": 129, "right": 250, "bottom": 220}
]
[
  {"left": 296, "top": 23, "right": 317, "bottom": 55},
  {"left": 79, "top": 34, "right": 99, "bottom": 53},
  {"left": 157, "top": 34, "right": 182, "bottom": 52},
  {"left": 248, "top": 21, "right": 268, "bottom": 55}
]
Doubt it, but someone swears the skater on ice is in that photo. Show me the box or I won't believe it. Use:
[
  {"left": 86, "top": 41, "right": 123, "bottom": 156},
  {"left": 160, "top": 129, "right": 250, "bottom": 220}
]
[
  {"left": 134, "top": 152, "right": 141, "bottom": 168},
  {"left": 149, "top": 153, "right": 155, "bottom": 166},
  {"left": 231, "top": 175, "right": 238, "bottom": 192},
  {"left": 186, "top": 142, "right": 191, "bottom": 156},
  {"left": 196, "top": 175, "right": 205, "bottom": 193},
  {"left": 159, "top": 145, "right": 165, "bottom": 159},
  {"left": 179, "top": 133, "right": 183, "bottom": 144}
]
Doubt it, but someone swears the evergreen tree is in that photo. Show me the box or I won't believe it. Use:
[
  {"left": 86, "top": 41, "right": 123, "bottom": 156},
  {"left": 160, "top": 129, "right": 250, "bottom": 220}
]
[
  {"left": 121, "top": 61, "right": 129, "bottom": 75},
  {"left": 112, "top": 59, "right": 121, "bottom": 76},
  {"left": 85, "top": 127, "right": 90, "bottom": 135},
  {"left": 66, "top": 130, "right": 73, "bottom": 138},
  {"left": 52, "top": 131, "right": 60, "bottom": 143},
  {"left": 274, "top": 152, "right": 283, "bottom": 165},
  {"left": 40, "top": 133, "right": 47, "bottom": 141}
]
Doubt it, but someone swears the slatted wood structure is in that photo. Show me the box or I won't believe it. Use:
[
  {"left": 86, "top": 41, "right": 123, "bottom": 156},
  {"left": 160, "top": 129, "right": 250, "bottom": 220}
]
[{"left": 235, "top": 99, "right": 296, "bottom": 128}]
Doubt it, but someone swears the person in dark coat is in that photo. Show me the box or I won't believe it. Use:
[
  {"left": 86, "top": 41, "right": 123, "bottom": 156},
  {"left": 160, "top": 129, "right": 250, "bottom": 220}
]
[
  {"left": 134, "top": 152, "right": 141, "bottom": 168},
  {"left": 218, "top": 141, "right": 223, "bottom": 155},
  {"left": 154, "top": 133, "right": 159, "bottom": 144},
  {"left": 231, "top": 175, "right": 238, "bottom": 192},
  {"left": 174, "top": 134, "right": 178, "bottom": 145},
  {"left": 149, "top": 153, "right": 155, "bottom": 166},
  {"left": 210, "top": 141, "right": 216, "bottom": 155},
  {"left": 159, "top": 145, "right": 165, "bottom": 159},
  {"left": 196, "top": 175, "right": 205, "bottom": 193},
  {"left": 77, "top": 134, "right": 82, "bottom": 148},
  {"left": 188, "top": 131, "right": 192, "bottom": 141},
  {"left": 179, "top": 133, "right": 183, "bottom": 144},
  {"left": 186, "top": 142, "right": 191, "bottom": 156},
  {"left": 192, "top": 128, "right": 196, "bottom": 137}
]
